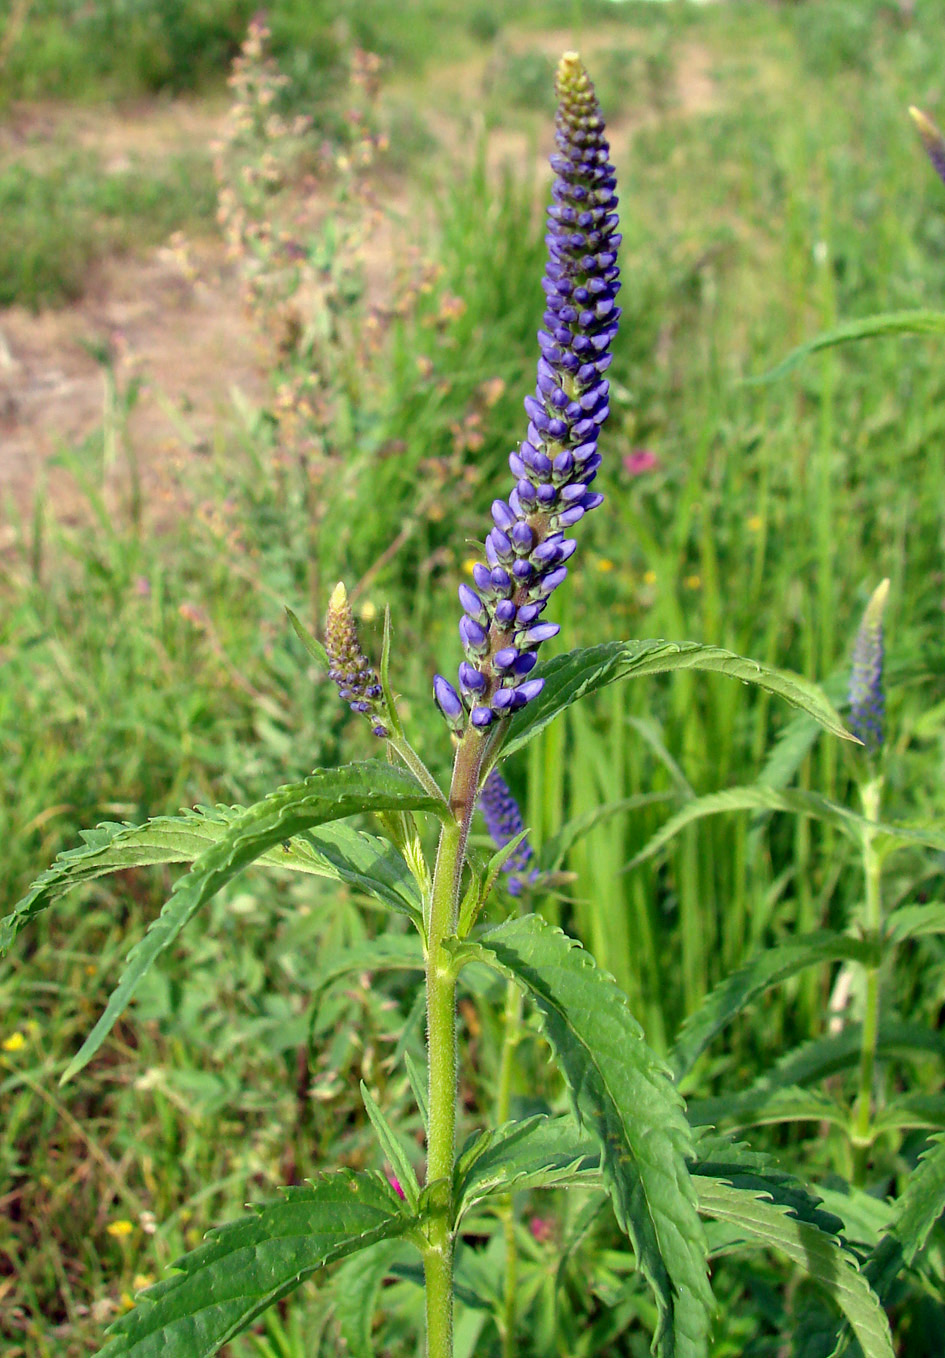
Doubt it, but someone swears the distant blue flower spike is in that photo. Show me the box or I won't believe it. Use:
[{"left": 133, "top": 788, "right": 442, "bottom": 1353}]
[
  {"left": 443, "top": 52, "right": 620, "bottom": 731},
  {"left": 479, "top": 768, "right": 539, "bottom": 896},
  {"left": 911, "top": 106, "right": 945, "bottom": 186},
  {"left": 849, "top": 579, "right": 890, "bottom": 752}
]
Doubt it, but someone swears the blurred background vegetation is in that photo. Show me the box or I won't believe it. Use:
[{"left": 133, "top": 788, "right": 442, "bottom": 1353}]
[{"left": 3, "top": 0, "right": 945, "bottom": 1352}]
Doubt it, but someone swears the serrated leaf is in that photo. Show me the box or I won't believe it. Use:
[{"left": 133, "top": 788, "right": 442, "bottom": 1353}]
[
  {"left": 359, "top": 1081, "right": 420, "bottom": 1210},
  {"left": 454, "top": 1115, "right": 600, "bottom": 1219},
  {"left": 885, "top": 902, "right": 945, "bottom": 943},
  {"left": 61, "top": 763, "right": 445, "bottom": 1082},
  {"left": 748, "top": 309, "right": 945, "bottom": 384},
  {"left": 866, "top": 1133, "right": 945, "bottom": 1299},
  {"left": 2, "top": 802, "right": 427, "bottom": 958},
  {"left": 670, "top": 930, "right": 875, "bottom": 1083},
  {"left": 99, "top": 1171, "right": 417, "bottom": 1357},
  {"left": 696, "top": 1178, "right": 894, "bottom": 1358},
  {"left": 454, "top": 914, "right": 713, "bottom": 1358},
  {"left": 691, "top": 1131, "right": 843, "bottom": 1237},
  {"left": 333, "top": 1239, "right": 407, "bottom": 1358},
  {"left": 500, "top": 640, "right": 851, "bottom": 761}
]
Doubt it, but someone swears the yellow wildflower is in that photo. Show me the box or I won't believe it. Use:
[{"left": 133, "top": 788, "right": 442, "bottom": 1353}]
[
  {"left": 107, "top": 1220, "right": 134, "bottom": 1239},
  {"left": 2, "top": 1032, "right": 25, "bottom": 1052}
]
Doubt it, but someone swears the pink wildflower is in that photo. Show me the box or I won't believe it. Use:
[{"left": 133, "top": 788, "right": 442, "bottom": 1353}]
[
  {"left": 387, "top": 1172, "right": 406, "bottom": 1200},
  {"left": 623, "top": 448, "right": 659, "bottom": 476}
]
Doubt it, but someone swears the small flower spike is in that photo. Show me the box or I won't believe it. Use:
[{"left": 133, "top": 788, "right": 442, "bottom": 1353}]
[
  {"left": 325, "top": 582, "right": 389, "bottom": 737},
  {"left": 849, "top": 579, "right": 890, "bottom": 752},
  {"left": 479, "top": 768, "right": 539, "bottom": 896},
  {"left": 443, "top": 52, "right": 620, "bottom": 732},
  {"left": 910, "top": 106, "right": 945, "bottom": 186}
]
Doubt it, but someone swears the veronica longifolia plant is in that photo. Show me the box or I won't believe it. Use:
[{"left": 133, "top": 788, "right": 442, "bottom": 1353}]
[{"left": 4, "top": 54, "right": 879, "bottom": 1358}]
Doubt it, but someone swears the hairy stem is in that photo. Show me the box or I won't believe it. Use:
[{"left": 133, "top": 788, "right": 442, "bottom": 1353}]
[
  {"left": 423, "top": 728, "right": 488, "bottom": 1357},
  {"left": 852, "top": 776, "right": 883, "bottom": 1185}
]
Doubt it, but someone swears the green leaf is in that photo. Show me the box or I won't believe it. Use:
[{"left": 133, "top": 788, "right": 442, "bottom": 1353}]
[
  {"left": 501, "top": 640, "right": 852, "bottom": 761},
  {"left": 885, "top": 901, "right": 945, "bottom": 943},
  {"left": 687, "top": 1085, "right": 848, "bottom": 1134},
  {"left": 454, "top": 1115, "right": 600, "bottom": 1220},
  {"left": 696, "top": 1178, "right": 894, "bottom": 1358},
  {"left": 621, "top": 785, "right": 922, "bottom": 875},
  {"left": 333, "top": 1239, "right": 407, "bottom": 1358},
  {"left": 688, "top": 1023, "right": 945, "bottom": 1133},
  {"left": 311, "top": 936, "right": 424, "bottom": 1004},
  {"left": 691, "top": 1131, "right": 844, "bottom": 1236},
  {"left": 284, "top": 605, "right": 330, "bottom": 669},
  {"left": 359, "top": 1081, "right": 420, "bottom": 1211},
  {"left": 872, "top": 1094, "right": 945, "bottom": 1136},
  {"left": 538, "top": 792, "right": 677, "bottom": 873},
  {"left": 866, "top": 1133, "right": 945, "bottom": 1299},
  {"left": 748, "top": 309, "right": 945, "bottom": 384},
  {"left": 670, "top": 930, "right": 876, "bottom": 1083},
  {"left": 61, "top": 762, "right": 445, "bottom": 1082},
  {"left": 454, "top": 914, "right": 713, "bottom": 1358},
  {"left": 404, "top": 1050, "right": 429, "bottom": 1133},
  {"left": 2, "top": 804, "right": 426, "bottom": 956},
  {"left": 99, "top": 1171, "right": 417, "bottom": 1357}
]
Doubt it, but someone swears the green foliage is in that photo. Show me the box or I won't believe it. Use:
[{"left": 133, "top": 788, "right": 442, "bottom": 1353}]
[
  {"left": 696, "top": 1178, "right": 894, "bottom": 1358},
  {"left": 98, "top": 1171, "right": 416, "bottom": 1356},
  {"left": 455, "top": 914, "right": 714, "bottom": 1357},
  {"left": 0, "top": 152, "right": 215, "bottom": 309},
  {"left": 500, "top": 639, "right": 852, "bottom": 763}
]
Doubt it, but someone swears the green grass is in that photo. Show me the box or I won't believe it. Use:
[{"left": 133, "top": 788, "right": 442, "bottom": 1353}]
[
  {"left": 0, "top": 151, "right": 216, "bottom": 309},
  {"left": 5, "top": 0, "right": 945, "bottom": 1350}
]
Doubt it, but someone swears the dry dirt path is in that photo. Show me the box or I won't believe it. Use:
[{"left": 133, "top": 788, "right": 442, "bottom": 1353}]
[{"left": 0, "top": 30, "right": 717, "bottom": 548}]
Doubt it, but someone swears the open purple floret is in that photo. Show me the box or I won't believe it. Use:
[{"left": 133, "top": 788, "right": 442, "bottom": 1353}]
[{"left": 434, "top": 53, "right": 620, "bottom": 731}]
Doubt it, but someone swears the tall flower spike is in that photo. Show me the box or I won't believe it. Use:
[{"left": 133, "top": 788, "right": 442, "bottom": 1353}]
[
  {"left": 325, "top": 582, "right": 389, "bottom": 738},
  {"left": 479, "top": 768, "right": 538, "bottom": 896},
  {"left": 437, "top": 52, "right": 620, "bottom": 732},
  {"left": 849, "top": 579, "right": 890, "bottom": 752}
]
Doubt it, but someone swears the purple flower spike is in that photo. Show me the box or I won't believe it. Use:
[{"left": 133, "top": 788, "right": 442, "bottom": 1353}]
[
  {"left": 849, "top": 580, "right": 890, "bottom": 752},
  {"left": 434, "top": 53, "right": 619, "bottom": 733},
  {"left": 479, "top": 767, "right": 541, "bottom": 896},
  {"left": 325, "top": 582, "right": 389, "bottom": 738}
]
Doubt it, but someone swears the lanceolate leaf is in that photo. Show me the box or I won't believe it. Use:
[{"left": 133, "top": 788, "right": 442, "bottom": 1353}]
[
  {"left": 538, "top": 792, "right": 677, "bottom": 873},
  {"left": 670, "top": 930, "right": 876, "bottom": 1083},
  {"left": 2, "top": 795, "right": 430, "bottom": 957},
  {"left": 60, "top": 763, "right": 446, "bottom": 1083},
  {"left": 99, "top": 1171, "right": 417, "bottom": 1358},
  {"left": 333, "top": 1239, "right": 409, "bottom": 1358},
  {"left": 453, "top": 1115, "right": 600, "bottom": 1219},
  {"left": 621, "top": 786, "right": 945, "bottom": 876},
  {"left": 359, "top": 1081, "right": 421, "bottom": 1211},
  {"left": 749, "top": 308, "right": 945, "bottom": 384},
  {"left": 500, "top": 640, "right": 851, "bottom": 761},
  {"left": 696, "top": 1178, "right": 894, "bottom": 1358},
  {"left": 885, "top": 901, "right": 945, "bottom": 943},
  {"left": 866, "top": 1133, "right": 945, "bottom": 1298},
  {"left": 687, "top": 1085, "right": 848, "bottom": 1135},
  {"left": 453, "top": 915, "right": 713, "bottom": 1358},
  {"left": 691, "top": 1131, "right": 843, "bottom": 1236},
  {"left": 688, "top": 1024, "right": 945, "bottom": 1132}
]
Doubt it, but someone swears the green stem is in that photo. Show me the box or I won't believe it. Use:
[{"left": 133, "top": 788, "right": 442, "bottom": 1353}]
[
  {"left": 852, "top": 776, "right": 883, "bottom": 1185},
  {"left": 496, "top": 974, "right": 524, "bottom": 1358},
  {"left": 423, "top": 729, "right": 487, "bottom": 1358}
]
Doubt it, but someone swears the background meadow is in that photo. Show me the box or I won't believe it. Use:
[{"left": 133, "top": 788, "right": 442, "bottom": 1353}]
[{"left": 3, "top": 0, "right": 945, "bottom": 1352}]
